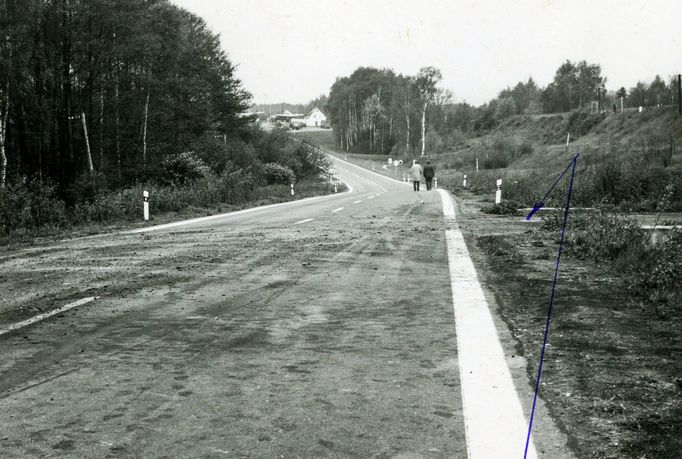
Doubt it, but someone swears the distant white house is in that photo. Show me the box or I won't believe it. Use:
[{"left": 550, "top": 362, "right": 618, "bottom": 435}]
[
  {"left": 292, "top": 107, "right": 327, "bottom": 128},
  {"left": 305, "top": 107, "right": 327, "bottom": 127}
]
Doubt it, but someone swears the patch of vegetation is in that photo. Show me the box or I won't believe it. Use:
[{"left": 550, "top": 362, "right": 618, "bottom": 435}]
[
  {"left": 541, "top": 206, "right": 682, "bottom": 316},
  {"left": 0, "top": 128, "right": 332, "bottom": 239},
  {"left": 480, "top": 200, "right": 521, "bottom": 215}
]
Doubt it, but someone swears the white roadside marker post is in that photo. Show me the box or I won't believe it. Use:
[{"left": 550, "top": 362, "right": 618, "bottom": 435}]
[
  {"left": 495, "top": 179, "right": 502, "bottom": 205},
  {"left": 143, "top": 190, "right": 150, "bottom": 221},
  {"left": 566, "top": 132, "right": 570, "bottom": 147},
  {"left": 290, "top": 184, "right": 294, "bottom": 196},
  {"left": 476, "top": 157, "right": 479, "bottom": 171},
  {"left": 463, "top": 174, "right": 467, "bottom": 188},
  {"left": 334, "top": 181, "right": 338, "bottom": 193},
  {"left": 434, "top": 177, "right": 438, "bottom": 189}
]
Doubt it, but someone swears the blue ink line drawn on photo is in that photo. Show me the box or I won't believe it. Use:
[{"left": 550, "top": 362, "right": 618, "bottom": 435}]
[{"left": 524, "top": 153, "right": 579, "bottom": 458}]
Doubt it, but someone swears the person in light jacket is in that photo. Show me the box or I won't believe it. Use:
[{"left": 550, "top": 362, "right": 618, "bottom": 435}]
[{"left": 410, "top": 161, "right": 424, "bottom": 191}]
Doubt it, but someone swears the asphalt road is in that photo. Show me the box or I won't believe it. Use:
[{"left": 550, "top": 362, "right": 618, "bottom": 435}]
[{"left": 0, "top": 155, "right": 569, "bottom": 458}]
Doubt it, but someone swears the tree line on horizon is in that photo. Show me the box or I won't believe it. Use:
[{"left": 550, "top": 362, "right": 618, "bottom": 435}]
[
  {"left": 323, "top": 60, "right": 680, "bottom": 155},
  {"left": 0, "top": 0, "right": 253, "bottom": 196}
]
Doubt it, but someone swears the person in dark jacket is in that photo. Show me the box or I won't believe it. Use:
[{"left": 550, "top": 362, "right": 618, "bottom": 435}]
[{"left": 423, "top": 161, "right": 435, "bottom": 190}]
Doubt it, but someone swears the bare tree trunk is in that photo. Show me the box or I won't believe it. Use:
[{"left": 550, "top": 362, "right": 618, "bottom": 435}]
[
  {"left": 99, "top": 89, "right": 104, "bottom": 170},
  {"left": 142, "top": 88, "right": 149, "bottom": 167},
  {"left": 405, "top": 112, "right": 410, "bottom": 154},
  {"left": 81, "top": 112, "right": 94, "bottom": 176},
  {"left": 0, "top": 96, "right": 7, "bottom": 189},
  {"left": 348, "top": 106, "right": 352, "bottom": 147},
  {"left": 421, "top": 101, "right": 427, "bottom": 156},
  {"left": 0, "top": 30, "right": 9, "bottom": 188},
  {"left": 115, "top": 69, "right": 121, "bottom": 180}
]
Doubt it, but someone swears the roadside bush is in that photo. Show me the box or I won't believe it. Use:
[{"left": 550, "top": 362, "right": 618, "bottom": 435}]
[
  {"left": 0, "top": 124, "right": 338, "bottom": 239},
  {"left": 263, "top": 162, "right": 296, "bottom": 185},
  {"left": 0, "top": 178, "right": 68, "bottom": 235},
  {"left": 630, "top": 230, "right": 682, "bottom": 312},
  {"left": 570, "top": 210, "right": 645, "bottom": 263},
  {"left": 161, "top": 151, "right": 210, "bottom": 185},
  {"left": 480, "top": 200, "right": 521, "bottom": 215},
  {"left": 426, "top": 131, "right": 446, "bottom": 153},
  {"left": 543, "top": 207, "right": 681, "bottom": 314}
]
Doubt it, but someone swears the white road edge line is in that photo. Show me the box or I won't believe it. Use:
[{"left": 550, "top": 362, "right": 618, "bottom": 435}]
[
  {"left": 331, "top": 207, "right": 344, "bottom": 213},
  {"left": 0, "top": 297, "right": 98, "bottom": 336},
  {"left": 127, "top": 177, "right": 354, "bottom": 233},
  {"left": 353, "top": 200, "right": 362, "bottom": 204},
  {"left": 368, "top": 196, "right": 375, "bottom": 200},
  {"left": 293, "top": 218, "right": 314, "bottom": 225},
  {"left": 329, "top": 153, "right": 407, "bottom": 191},
  {"left": 437, "top": 189, "right": 538, "bottom": 459}
]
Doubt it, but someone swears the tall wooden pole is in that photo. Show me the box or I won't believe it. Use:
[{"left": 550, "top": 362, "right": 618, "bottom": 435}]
[
  {"left": 142, "top": 90, "right": 149, "bottom": 167},
  {"left": 81, "top": 112, "right": 94, "bottom": 176},
  {"left": 677, "top": 74, "right": 681, "bottom": 115}
]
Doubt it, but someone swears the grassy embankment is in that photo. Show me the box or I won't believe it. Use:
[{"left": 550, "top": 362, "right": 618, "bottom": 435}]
[{"left": 307, "top": 111, "right": 682, "bottom": 458}]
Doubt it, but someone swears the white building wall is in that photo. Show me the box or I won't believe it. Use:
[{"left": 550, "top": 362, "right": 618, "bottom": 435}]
[{"left": 305, "top": 109, "right": 327, "bottom": 127}]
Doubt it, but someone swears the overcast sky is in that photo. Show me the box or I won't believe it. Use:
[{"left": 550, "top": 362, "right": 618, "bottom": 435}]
[{"left": 171, "top": 0, "right": 681, "bottom": 106}]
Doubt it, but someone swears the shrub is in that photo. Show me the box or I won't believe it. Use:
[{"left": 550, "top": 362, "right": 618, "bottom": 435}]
[
  {"left": 570, "top": 210, "right": 645, "bottom": 263},
  {"left": 481, "top": 200, "right": 521, "bottom": 215},
  {"left": 630, "top": 229, "right": 682, "bottom": 313},
  {"left": 263, "top": 162, "right": 296, "bottom": 185},
  {"left": 161, "top": 151, "right": 210, "bottom": 185},
  {"left": 543, "top": 207, "right": 681, "bottom": 314},
  {"left": 0, "top": 177, "right": 68, "bottom": 235}
]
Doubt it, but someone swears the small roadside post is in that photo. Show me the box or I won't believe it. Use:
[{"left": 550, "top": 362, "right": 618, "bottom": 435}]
[
  {"left": 143, "top": 190, "right": 149, "bottom": 221},
  {"left": 434, "top": 177, "right": 438, "bottom": 189},
  {"left": 393, "top": 160, "right": 399, "bottom": 176},
  {"left": 334, "top": 181, "right": 338, "bottom": 193},
  {"left": 566, "top": 132, "right": 570, "bottom": 147},
  {"left": 290, "top": 184, "right": 294, "bottom": 196},
  {"left": 476, "top": 157, "right": 479, "bottom": 171},
  {"left": 463, "top": 174, "right": 467, "bottom": 188},
  {"left": 495, "top": 179, "right": 502, "bottom": 205}
]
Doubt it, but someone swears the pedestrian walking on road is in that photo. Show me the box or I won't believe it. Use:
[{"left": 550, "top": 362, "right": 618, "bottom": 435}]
[
  {"left": 410, "top": 161, "right": 424, "bottom": 191},
  {"left": 423, "top": 161, "right": 435, "bottom": 190}
]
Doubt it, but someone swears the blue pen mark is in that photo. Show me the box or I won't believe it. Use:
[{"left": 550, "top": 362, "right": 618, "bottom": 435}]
[
  {"left": 525, "top": 154, "right": 579, "bottom": 221},
  {"left": 523, "top": 153, "right": 579, "bottom": 458}
]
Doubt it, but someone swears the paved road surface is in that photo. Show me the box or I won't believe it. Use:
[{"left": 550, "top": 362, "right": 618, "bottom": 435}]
[{"left": 0, "top": 154, "right": 570, "bottom": 457}]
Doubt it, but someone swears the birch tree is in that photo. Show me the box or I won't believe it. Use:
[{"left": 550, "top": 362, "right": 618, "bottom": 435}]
[{"left": 415, "top": 66, "right": 442, "bottom": 156}]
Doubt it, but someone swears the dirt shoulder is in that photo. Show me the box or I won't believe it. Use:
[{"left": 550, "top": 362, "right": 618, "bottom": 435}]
[
  {"left": 0, "top": 178, "right": 344, "bottom": 251},
  {"left": 454, "top": 189, "right": 682, "bottom": 458}
]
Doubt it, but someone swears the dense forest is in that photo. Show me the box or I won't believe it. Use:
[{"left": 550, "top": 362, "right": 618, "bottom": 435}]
[
  {"left": 325, "top": 61, "right": 680, "bottom": 155},
  {"left": 0, "top": 0, "right": 255, "bottom": 193},
  {"left": 0, "top": 0, "right": 332, "bottom": 236}
]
